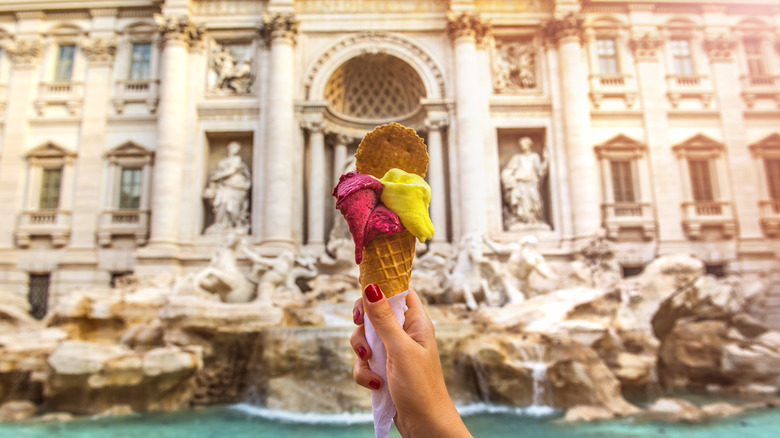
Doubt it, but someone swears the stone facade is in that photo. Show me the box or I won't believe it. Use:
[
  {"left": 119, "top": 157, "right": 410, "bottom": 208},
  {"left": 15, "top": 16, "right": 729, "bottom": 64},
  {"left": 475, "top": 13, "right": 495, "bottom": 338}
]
[{"left": 0, "top": 0, "right": 778, "bottom": 308}]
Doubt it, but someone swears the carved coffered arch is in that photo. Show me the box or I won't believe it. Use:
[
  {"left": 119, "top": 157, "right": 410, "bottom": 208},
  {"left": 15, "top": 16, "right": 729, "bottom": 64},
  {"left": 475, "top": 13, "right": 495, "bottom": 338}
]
[{"left": 303, "top": 31, "right": 447, "bottom": 102}]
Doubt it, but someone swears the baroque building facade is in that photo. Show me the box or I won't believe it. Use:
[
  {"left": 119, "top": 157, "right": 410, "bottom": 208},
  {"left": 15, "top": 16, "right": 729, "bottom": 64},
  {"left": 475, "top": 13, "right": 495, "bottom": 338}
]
[{"left": 0, "top": 0, "right": 778, "bottom": 312}]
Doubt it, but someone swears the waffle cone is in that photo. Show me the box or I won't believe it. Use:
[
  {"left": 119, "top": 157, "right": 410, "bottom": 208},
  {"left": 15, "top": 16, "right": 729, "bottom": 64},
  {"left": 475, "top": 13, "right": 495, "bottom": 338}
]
[{"left": 359, "top": 230, "right": 416, "bottom": 298}]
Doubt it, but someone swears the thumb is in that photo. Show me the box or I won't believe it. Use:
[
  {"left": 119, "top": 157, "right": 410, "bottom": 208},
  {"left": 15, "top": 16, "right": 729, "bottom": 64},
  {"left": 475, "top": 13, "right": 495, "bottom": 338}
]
[{"left": 362, "top": 284, "right": 408, "bottom": 351}]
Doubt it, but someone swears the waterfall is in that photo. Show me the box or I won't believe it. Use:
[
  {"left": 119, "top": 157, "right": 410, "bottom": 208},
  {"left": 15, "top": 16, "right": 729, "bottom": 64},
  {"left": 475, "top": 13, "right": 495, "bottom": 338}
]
[{"left": 517, "top": 344, "right": 550, "bottom": 409}]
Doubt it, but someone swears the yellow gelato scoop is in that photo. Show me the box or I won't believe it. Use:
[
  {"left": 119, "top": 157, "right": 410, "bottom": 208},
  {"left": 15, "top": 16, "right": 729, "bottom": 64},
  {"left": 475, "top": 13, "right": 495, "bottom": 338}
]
[{"left": 379, "top": 168, "right": 434, "bottom": 243}]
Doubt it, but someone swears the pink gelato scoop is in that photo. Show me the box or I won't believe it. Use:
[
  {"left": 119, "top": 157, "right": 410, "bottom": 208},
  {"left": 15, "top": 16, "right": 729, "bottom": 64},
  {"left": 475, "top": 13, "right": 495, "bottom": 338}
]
[{"left": 332, "top": 171, "right": 404, "bottom": 263}]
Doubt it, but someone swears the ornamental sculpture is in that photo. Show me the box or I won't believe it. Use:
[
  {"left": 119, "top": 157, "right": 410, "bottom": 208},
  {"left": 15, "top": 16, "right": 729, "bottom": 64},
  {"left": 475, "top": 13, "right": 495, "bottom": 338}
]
[
  {"left": 493, "top": 41, "right": 536, "bottom": 92},
  {"left": 210, "top": 43, "right": 254, "bottom": 94},
  {"left": 501, "top": 137, "right": 549, "bottom": 229},
  {"left": 203, "top": 141, "right": 252, "bottom": 234}
]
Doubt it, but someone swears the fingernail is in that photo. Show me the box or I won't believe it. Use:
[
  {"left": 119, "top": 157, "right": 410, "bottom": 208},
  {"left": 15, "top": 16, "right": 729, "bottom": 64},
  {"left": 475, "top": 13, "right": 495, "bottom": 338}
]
[
  {"left": 365, "top": 284, "right": 383, "bottom": 303},
  {"left": 353, "top": 307, "right": 361, "bottom": 324},
  {"left": 356, "top": 345, "right": 367, "bottom": 359},
  {"left": 369, "top": 379, "right": 381, "bottom": 390}
]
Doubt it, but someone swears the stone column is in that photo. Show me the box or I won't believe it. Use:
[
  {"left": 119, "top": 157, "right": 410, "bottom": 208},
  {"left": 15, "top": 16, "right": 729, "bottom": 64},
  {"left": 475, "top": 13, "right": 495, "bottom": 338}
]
[
  {"left": 146, "top": 15, "right": 203, "bottom": 254},
  {"left": 447, "top": 12, "right": 490, "bottom": 237},
  {"left": 332, "top": 134, "right": 351, "bottom": 184},
  {"left": 425, "top": 117, "right": 449, "bottom": 244},
  {"left": 544, "top": 13, "right": 600, "bottom": 244},
  {"left": 705, "top": 35, "right": 764, "bottom": 252},
  {"left": 0, "top": 32, "right": 42, "bottom": 294},
  {"left": 629, "top": 33, "right": 687, "bottom": 253},
  {"left": 261, "top": 13, "right": 298, "bottom": 248},
  {"left": 301, "top": 116, "right": 326, "bottom": 251}
]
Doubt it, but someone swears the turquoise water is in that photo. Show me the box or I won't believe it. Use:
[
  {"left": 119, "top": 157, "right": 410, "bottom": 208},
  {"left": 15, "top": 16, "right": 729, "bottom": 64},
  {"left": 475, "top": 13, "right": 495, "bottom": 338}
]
[{"left": 1, "top": 403, "right": 780, "bottom": 437}]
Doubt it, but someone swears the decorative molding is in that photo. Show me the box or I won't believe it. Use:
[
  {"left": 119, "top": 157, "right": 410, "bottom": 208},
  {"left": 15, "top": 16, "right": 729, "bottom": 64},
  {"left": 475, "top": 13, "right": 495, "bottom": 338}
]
[
  {"left": 446, "top": 12, "right": 491, "bottom": 45},
  {"left": 300, "top": 118, "right": 325, "bottom": 133},
  {"left": 198, "top": 105, "right": 259, "bottom": 122},
  {"left": 154, "top": 14, "right": 205, "bottom": 49},
  {"left": 303, "top": 32, "right": 447, "bottom": 99},
  {"left": 703, "top": 34, "right": 738, "bottom": 63},
  {"left": 261, "top": 13, "right": 299, "bottom": 46},
  {"left": 5, "top": 38, "right": 42, "bottom": 66},
  {"left": 424, "top": 118, "right": 449, "bottom": 131},
  {"left": 82, "top": 37, "right": 118, "bottom": 64},
  {"left": 629, "top": 33, "right": 664, "bottom": 62},
  {"left": 543, "top": 13, "right": 584, "bottom": 45}
]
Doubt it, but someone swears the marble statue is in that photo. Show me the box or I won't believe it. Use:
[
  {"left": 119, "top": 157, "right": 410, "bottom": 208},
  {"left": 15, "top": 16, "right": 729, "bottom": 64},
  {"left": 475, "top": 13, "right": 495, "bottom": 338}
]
[
  {"left": 501, "top": 137, "right": 549, "bottom": 229},
  {"left": 493, "top": 42, "right": 536, "bottom": 92},
  {"left": 174, "top": 232, "right": 256, "bottom": 303},
  {"left": 444, "top": 233, "right": 502, "bottom": 309},
  {"left": 211, "top": 43, "right": 254, "bottom": 94},
  {"left": 203, "top": 141, "right": 251, "bottom": 234},
  {"left": 483, "top": 234, "right": 554, "bottom": 304},
  {"left": 242, "top": 247, "right": 318, "bottom": 302}
]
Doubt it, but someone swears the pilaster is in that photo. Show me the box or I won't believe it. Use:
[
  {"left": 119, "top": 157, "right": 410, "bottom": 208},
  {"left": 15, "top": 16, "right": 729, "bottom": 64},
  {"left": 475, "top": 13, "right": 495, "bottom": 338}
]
[
  {"left": 706, "top": 34, "right": 764, "bottom": 250},
  {"left": 630, "top": 32, "right": 686, "bottom": 253},
  {"left": 301, "top": 115, "right": 326, "bottom": 251}
]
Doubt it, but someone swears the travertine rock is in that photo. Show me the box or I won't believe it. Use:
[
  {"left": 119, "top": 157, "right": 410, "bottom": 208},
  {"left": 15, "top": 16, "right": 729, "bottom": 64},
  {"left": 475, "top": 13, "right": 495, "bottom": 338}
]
[{"left": 0, "top": 400, "right": 37, "bottom": 421}]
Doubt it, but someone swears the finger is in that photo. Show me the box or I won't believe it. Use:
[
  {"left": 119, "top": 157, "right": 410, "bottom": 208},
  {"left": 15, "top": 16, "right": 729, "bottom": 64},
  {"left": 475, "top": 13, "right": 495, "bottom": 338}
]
[
  {"left": 350, "top": 325, "right": 371, "bottom": 361},
  {"left": 402, "top": 288, "right": 436, "bottom": 348},
  {"left": 353, "top": 297, "right": 364, "bottom": 325},
  {"left": 353, "top": 357, "right": 383, "bottom": 390},
  {"left": 362, "top": 284, "right": 408, "bottom": 352}
]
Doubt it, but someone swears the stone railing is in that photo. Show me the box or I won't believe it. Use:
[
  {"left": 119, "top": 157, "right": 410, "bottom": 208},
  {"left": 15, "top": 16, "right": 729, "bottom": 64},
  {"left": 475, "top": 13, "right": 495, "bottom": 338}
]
[
  {"left": 740, "top": 75, "right": 780, "bottom": 108},
  {"left": 588, "top": 74, "right": 637, "bottom": 108},
  {"left": 15, "top": 210, "right": 71, "bottom": 248},
  {"left": 112, "top": 79, "right": 159, "bottom": 114},
  {"left": 665, "top": 74, "right": 712, "bottom": 108},
  {"left": 759, "top": 199, "right": 780, "bottom": 236},
  {"left": 97, "top": 210, "right": 150, "bottom": 247},
  {"left": 681, "top": 201, "right": 735, "bottom": 239},
  {"left": 601, "top": 202, "right": 655, "bottom": 239},
  {"left": 34, "top": 82, "right": 83, "bottom": 115}
]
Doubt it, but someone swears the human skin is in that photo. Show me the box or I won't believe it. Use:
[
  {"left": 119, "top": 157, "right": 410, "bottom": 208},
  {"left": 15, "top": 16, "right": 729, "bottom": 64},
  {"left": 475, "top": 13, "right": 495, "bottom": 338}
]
[{"left": 350, "top": 285, "right": 472, "bottom": 438}]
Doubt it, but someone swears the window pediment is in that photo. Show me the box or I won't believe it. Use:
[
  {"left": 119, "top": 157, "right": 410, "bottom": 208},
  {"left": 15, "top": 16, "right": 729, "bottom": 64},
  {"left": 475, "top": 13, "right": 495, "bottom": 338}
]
[
  {"left": 25, "top": 142, "right": 76, "bottom": 163},
  {"left": 673, "top": 133, "right": 724, "bottom": 158},
  {"left": 749, "top": 133, "right": 780, "bottom": 158},
  {"left": 107, "top": 142, "right": 154, "bottom": 166},
  {"left": 595, "top": 134, "right": 646, "bottom": 159}
]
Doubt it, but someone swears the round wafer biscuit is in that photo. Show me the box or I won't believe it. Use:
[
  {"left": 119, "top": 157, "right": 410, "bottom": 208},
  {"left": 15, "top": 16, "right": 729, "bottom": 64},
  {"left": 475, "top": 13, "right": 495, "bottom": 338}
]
[{"left": 355, "top": 123, "right": 428, "bottom": 178}]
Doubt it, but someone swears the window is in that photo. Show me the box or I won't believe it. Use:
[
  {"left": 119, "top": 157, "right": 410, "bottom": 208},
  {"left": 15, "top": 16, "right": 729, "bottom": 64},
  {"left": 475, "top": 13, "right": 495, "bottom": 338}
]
[
  {"left": 688, "top": 159, "right": 714, "bottom": 202},
  {"left": 765, "top": 159, "right": 780, "bottom": 200},
  {"left": 595, "top": 134, "right": 655, "bottom": 240},
  {"left": 28, "top": 273, "right": 50, "bottom": 320},
  {"left": 744, "top": 38, "right": 765, "bottom": 77},
  {"left": 597, "top": 38, "right": 619, "bottom": 74},
  {"left": 54, "top": 44, "right": 75, "bottom": 82},
  {"left": 129, "top": 43, "right": 151, "bottom": 80},
  {"left": 670, "top": 39, "right": 694, "bottom": 75},
  {"left": 610, "top": 160, "right": 635, "bottom": 203},
  {"left": 39, "top": 167, "right": 62, "bottom": 210},
  {"left": 118, "top": 167, "right": 143, "bottom": 210}
]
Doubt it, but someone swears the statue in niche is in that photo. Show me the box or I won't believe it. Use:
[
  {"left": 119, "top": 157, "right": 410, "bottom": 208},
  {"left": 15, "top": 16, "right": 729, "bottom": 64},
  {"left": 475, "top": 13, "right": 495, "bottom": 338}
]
[
  {"left": 493, "top": 42, "right": 536, "bottom": 92},
  {"left": 211, "top": 43, "right": 254, "bottom": 94},
  {"left": 203, "top": 141, "right": 251, "bottom": 234},
  {"left": 501, "top": 136, "right": 549, "bottom": 230}
]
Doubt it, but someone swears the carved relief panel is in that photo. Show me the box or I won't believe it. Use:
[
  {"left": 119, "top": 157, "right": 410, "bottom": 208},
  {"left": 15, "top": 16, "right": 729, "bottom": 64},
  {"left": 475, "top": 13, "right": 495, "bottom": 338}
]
[
  {"left": 493, "top": 39, "right": 538, "bottom": 93},
  {"left": 207, "top": 40, "right": 255, "bottom": 94}
]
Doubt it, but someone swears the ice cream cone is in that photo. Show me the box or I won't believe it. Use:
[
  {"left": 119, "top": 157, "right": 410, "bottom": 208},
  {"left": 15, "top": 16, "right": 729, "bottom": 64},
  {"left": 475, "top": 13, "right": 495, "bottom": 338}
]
[
  {"left": 355, "top": 123, "right": 429, "bottom": 298},
  {"left": 359, "top": 229, "right": 416, "bottom": 297}
]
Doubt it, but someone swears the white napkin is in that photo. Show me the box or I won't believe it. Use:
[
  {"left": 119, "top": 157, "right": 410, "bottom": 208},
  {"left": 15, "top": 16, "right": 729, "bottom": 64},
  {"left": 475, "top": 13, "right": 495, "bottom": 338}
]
[{"left": 363, "top": 290, "right": 409, "bottom": 438}]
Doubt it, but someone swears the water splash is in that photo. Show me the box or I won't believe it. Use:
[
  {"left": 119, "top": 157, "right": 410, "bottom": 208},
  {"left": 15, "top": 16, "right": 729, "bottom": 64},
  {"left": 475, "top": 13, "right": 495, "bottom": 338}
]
[{"left": 517, "top": 343, "right": 549, "bottom": 408}]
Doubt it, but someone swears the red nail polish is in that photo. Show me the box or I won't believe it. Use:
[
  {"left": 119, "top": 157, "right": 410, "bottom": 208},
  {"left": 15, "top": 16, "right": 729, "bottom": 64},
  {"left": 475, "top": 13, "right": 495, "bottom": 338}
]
[
  {"left": 365, "top": 284, "right": 383, "bottom": 303},
  {"left": 369, "top": 379, "right": 381, "bottom": 390},
  {"left": 357, "top": 345, "right": 367, "bottom": 359},
  {"left": 353, "top": 307, "right": 361, "bottom": 324}
]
